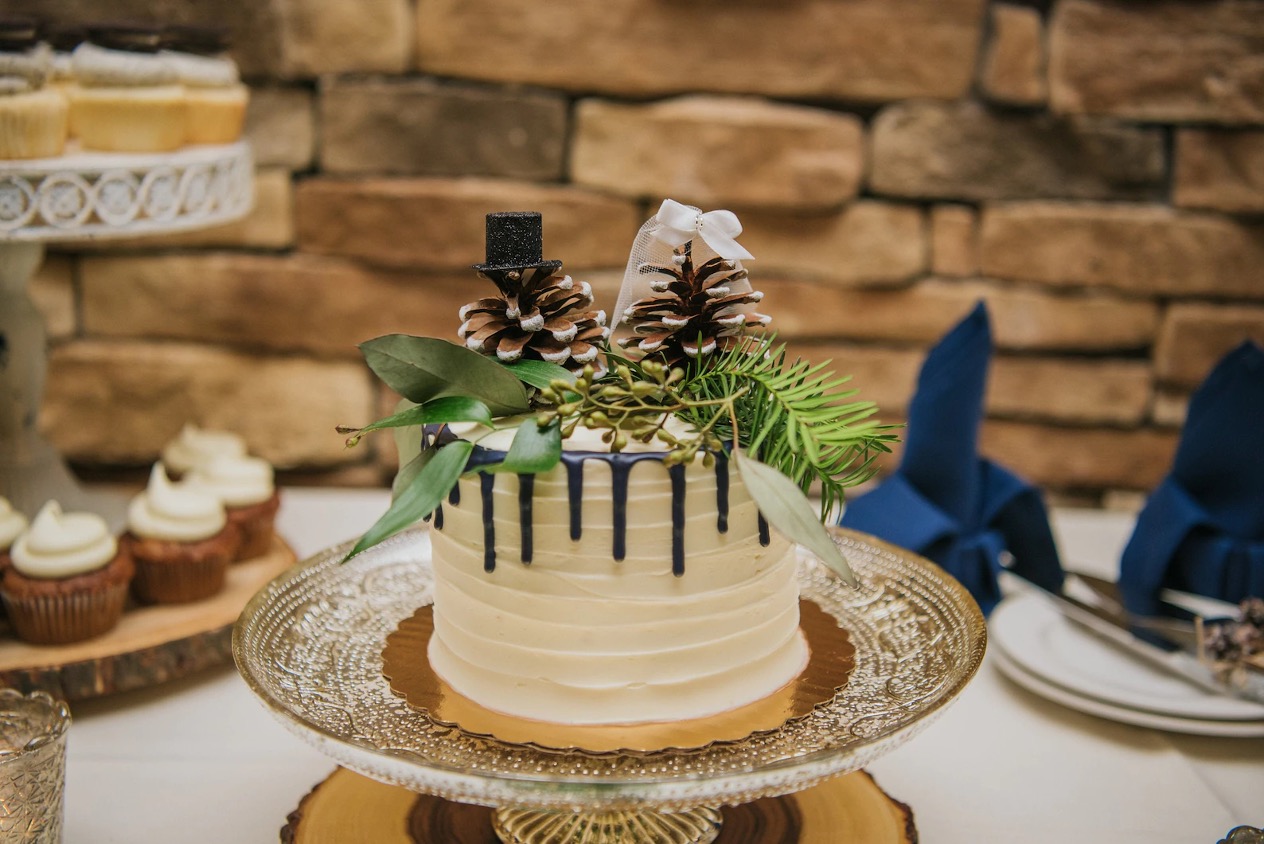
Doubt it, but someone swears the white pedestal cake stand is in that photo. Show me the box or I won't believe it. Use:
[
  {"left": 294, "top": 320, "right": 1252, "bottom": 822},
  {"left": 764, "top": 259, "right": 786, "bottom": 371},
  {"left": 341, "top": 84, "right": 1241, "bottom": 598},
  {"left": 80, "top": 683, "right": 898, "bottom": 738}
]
[
  {"left": 234, "top": 527, "right": 987, "bottom": 844},
  {"left": 0, "top": 142, "right": 253, "bottom": 523}
]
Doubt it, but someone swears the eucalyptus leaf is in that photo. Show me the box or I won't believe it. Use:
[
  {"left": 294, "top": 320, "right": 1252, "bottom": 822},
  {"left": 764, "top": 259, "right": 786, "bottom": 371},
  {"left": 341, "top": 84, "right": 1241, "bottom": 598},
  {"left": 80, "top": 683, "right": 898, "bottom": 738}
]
[
  {"left": 502, "top": 359, "right": 576, "bottom": 390},
  {"left": 360, "top": 335, "right": 529, "bottom": 416},
  {"left": 478, "top": 418, "right": 562, "bottom": 475},
  {"left": 734, "top": 449, "right": 858, "bottom": 587},
  {"left": 344, "top": 440, "right": 474, "bottom": 560},
  {"left": 355, "top": 396, "right": 494, "bottom": 440}
]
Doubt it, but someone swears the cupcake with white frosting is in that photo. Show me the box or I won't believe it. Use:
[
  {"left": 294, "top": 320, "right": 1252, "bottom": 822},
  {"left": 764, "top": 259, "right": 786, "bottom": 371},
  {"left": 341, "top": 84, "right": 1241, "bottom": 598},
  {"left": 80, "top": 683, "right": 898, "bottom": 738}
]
[
  {"left": 187, "top": 454, "right": 280, "bottom": 561},
  {"left": 161, "top": 25, "right": 248, "bottom": 145},
  {"left": 0, "top": 496, "right": 28, "bottom": 572},
  {"left": 70, "top": 23, "right": 184, "bottom": 152},
  {"left": 43, "top": 24, "right": 85, "bottom": 137},
  {"left": 0, "top": 20, "right": 68, "bottom": 159},
  {"left": 124, "top": 463, "right": 240, "bottom": 604},
  {"left": 161, "top": 423, "right": 247, "bottom": 479},
  {"left": 1, "top": 501, "right": 134, "bottom": 645}
]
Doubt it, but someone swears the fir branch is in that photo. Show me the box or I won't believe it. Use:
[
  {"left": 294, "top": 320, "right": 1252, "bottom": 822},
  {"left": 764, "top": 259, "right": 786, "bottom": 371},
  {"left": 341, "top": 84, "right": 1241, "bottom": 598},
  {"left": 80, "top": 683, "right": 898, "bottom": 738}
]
[{"left": 676, "top": 337, "right": 898, "bottom": 517}]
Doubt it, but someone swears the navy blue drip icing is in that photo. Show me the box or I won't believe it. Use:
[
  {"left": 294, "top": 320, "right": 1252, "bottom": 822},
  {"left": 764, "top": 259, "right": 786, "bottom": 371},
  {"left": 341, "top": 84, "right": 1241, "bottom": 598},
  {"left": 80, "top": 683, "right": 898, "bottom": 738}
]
[
  {"left": 448, "top": 485, "right": 460, "bottom": 506},
  {"left": 757, "top": 513, "right": 770, "bottom": 546},
  {"left": 433, "top": 504, "right": 443, "bottom": 531},
  {"left": 566, "top": 458, "right": 584, "bottom": 541},
  {"left": 479, "top": 473, "right": 496, "bottom": 571},
  {"left": 518, "top": 475, "right": 534, "bottom": 564},
  {"left": 452, "top": 444, "right": 736, "bottom": 575},
  {"left": 668, "top": 464, "right": 686, "bottom": 576},
  {"left": 713, "top": 452, "right": 729, "bottom": 534}
]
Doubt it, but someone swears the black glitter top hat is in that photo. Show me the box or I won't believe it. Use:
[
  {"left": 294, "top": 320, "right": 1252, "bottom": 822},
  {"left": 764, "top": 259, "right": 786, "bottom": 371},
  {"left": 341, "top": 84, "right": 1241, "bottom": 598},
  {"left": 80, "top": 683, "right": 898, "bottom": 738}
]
[{"left": 474, "top": 212, "right": 562, "bottom": 275}]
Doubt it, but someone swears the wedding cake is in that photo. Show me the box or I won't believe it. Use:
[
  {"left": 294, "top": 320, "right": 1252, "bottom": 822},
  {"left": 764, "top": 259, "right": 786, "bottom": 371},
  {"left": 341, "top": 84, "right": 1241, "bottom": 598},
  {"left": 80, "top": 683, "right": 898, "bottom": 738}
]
[{"left": 344, "top": 204, "right": 892, "bottom": 726}]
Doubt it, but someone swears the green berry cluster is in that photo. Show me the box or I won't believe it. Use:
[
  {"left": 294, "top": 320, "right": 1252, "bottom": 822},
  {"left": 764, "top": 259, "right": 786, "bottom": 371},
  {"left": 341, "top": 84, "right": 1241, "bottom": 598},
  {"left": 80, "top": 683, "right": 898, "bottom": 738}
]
[{"left": 534, "top": 359, "right": 727, "bottom": 464}]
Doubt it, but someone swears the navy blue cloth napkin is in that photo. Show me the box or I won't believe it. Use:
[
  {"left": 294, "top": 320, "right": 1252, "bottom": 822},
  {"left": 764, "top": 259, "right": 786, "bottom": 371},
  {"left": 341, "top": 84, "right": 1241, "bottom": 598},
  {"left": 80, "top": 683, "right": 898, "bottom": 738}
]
[
  {"left": 1120, "top": 341, "right": 1264, "bottom": 616},
  {"left": 839, "top": 302, "right": 1063, "bottom": 615}
]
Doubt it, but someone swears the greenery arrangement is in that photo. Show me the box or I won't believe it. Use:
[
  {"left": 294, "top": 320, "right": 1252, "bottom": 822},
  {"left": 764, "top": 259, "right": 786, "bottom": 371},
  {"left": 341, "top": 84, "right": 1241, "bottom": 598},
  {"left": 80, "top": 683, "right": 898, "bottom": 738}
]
[{"left": 339, "top": 213, "right": 897, "bottom": 584}]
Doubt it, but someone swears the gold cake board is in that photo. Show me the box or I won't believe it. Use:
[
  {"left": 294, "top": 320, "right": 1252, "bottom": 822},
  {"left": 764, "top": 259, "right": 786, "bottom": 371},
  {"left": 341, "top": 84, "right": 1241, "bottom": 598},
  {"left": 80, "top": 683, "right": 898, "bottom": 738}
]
[{"left": 281, "top": 766, "right": 917, "bottom": 844}]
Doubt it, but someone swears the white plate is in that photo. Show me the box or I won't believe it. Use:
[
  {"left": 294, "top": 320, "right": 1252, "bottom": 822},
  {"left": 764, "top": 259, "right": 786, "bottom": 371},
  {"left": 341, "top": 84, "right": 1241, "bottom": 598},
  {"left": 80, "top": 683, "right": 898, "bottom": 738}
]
[
  {"left": 991, "top": 592, "right": 1264, "bottom": 724},
  {"left": 993, "top": 647, "right": 1264, "bottom": 738}
]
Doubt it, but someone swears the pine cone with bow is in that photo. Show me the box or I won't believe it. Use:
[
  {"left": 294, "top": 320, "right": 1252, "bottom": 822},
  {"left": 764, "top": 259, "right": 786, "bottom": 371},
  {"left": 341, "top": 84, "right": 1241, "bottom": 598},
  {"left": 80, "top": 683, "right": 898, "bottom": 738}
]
[{"left": 619, "top": 243, "right": 769, "bottom": 368}]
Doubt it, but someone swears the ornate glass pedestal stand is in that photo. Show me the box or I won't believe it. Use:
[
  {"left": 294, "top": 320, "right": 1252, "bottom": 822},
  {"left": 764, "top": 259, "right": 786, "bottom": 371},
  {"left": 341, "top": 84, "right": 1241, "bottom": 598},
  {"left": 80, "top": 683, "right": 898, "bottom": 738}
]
[
  {"left": 235, "top": 527, "right": 987, "bottom": 844},
  {"left": 0, "top": 142, "right": 253, "bottom": 523}
]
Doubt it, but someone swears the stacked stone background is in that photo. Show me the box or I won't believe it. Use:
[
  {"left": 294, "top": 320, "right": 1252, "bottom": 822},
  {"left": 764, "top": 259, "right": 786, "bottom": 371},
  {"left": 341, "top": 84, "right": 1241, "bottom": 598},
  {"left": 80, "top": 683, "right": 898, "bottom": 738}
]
[{"left": 17, "top": 0, "right": 1264, "bottom": 505}]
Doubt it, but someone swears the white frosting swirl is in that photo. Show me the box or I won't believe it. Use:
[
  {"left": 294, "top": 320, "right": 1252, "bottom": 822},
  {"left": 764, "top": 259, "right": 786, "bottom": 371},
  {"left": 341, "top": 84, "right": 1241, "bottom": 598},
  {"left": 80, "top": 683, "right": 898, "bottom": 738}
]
[
  {"left": 71, "top": 43, "right": 176, "bottom": 87},
  {"left": 161, "top": 423, "right": 247, "bottom": 474},
  {"left": 0, "top": 44, "right": 51, "bottom": 94},
  {"left": 50, "top": 51, "right": 75, "bottom": 83},
  {"left": 159, "top": 51, "right": 238, "bottom": 88},
  {"left": 187, "top": 455, "right": 274, "bottom": 508},
  {"left": 128, "top": 463, "right": 226, "bottom": 542},
  {"left": 10, "top": 501, "right": 117, "bottom": 579},
  {"left": 0, "top": 497, "right": 30, "bottom": 550}
]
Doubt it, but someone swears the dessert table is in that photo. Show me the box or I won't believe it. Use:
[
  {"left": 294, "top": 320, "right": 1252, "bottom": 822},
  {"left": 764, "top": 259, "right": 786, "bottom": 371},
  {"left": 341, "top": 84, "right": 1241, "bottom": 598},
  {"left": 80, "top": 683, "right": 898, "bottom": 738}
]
[{"left": 59, "top": 487, "right": 1263, "bottom": 843}]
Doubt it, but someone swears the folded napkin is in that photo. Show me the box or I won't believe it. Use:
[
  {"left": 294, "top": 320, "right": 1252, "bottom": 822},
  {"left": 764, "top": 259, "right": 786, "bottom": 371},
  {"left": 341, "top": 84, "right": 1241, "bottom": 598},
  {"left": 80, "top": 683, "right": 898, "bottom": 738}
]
[
  {"left": 839, "top": 302, "right": 1063, "bottom": 615},
  {"left": 1120, "top": 341, "right": 1264, "bottom": 616}
]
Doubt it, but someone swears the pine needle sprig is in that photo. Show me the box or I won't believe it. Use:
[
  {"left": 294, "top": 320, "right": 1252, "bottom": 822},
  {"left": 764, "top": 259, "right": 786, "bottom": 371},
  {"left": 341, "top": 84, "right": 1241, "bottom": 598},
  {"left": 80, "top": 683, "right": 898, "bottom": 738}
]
[{"left": 675, "top": 337, "right": 899, "bottom": 518}]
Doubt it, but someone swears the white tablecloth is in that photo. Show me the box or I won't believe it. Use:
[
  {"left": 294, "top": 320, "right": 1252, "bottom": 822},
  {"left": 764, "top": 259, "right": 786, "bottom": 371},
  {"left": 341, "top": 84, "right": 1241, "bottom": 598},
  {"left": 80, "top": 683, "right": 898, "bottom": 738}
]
[{"left": 62, "top": 489, "right": 1263, "bottom": 843}]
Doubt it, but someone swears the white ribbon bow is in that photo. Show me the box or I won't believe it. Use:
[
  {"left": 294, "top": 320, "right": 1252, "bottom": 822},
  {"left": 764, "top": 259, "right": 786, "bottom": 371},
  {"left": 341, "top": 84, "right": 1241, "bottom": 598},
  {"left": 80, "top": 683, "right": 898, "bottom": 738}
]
[{"left": 651, "top": 199, "right": 754, "bottom": 261}]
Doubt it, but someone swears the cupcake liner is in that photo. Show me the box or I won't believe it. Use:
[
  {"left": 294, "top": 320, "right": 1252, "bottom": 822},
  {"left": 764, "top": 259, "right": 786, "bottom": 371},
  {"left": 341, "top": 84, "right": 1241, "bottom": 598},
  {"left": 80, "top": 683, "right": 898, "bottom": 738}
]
[
  {"left": 72, "top": 86, "right": 186, "bottom": 152},
  {"left": 2, "top": 580, "right": 129, "bottom": 645},
  {"left": 233, "top": 518, "right": 274, "bottom": 561},
  {"left": 0, "top": 89, "right": 69, "bottom": 159},
  {"left": 184, "top": 87, "right": 247, "bottom": 144},
  {"left": 131, "top": 548, "right": 231, "bottom": 604}
]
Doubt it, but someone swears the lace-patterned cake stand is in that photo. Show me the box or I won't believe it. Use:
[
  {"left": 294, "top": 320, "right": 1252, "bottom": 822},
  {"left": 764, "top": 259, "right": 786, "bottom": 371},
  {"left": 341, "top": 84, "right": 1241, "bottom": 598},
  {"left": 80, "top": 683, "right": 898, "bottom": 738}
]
[
  {"left": 234, "top": 526, "right": 987, "bottom": 844},
  {"left": 0, "top": 142, "right": 254, "bottom": 523}
]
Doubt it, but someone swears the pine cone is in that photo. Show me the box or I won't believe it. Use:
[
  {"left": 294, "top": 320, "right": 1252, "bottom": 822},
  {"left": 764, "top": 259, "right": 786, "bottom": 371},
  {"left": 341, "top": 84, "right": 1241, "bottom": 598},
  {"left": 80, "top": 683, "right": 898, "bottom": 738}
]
[
  {"left": 619, "top": 244, "right": 769, "bottom": 368},
  {"left": 459, "top": 266, "right": 610, "bottom": 375}
]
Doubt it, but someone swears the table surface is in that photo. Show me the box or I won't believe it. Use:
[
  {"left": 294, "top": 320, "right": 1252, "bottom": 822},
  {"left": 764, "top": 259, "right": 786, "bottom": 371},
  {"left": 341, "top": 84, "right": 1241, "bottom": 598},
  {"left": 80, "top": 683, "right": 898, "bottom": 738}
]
[{"left": 61, "top": 487, "right": 1263, "bottom": 843}]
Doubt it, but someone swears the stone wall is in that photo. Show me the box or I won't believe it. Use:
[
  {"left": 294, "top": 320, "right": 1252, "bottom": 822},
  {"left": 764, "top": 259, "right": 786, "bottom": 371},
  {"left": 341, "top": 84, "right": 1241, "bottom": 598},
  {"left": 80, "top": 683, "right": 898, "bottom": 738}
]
[{"left": 21, "top": 0, "right": 1264, "bottom": 503}]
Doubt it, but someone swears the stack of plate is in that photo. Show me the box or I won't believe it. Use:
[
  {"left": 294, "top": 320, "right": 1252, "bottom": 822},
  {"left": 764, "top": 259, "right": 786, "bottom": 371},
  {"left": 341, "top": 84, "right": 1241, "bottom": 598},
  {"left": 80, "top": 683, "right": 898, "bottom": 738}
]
[{"left": 991, "top": 592, "right": 1264, "bottom": 737}]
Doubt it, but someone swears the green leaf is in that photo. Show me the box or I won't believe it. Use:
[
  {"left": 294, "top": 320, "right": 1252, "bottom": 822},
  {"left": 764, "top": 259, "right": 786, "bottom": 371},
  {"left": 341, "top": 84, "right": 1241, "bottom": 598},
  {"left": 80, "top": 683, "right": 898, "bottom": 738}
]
[
  {"left": 478, "top": 418, "right": 562, "bottom": 474},
  {"left": 344, "top": 440, "right": 474, "bottom": 560},
  {"left": 502, "top": 360, "right": 577, "bottom": 390},
  {"left": 360, "top": 335, "right": 529, "bottom": 416},
  {"left": 391, "top": 446, "right": 432, "bottom": 500},
  {"left": 734, "top": 449, "right": 858, "bottom": 587},
  {"left": 351, "top": 397, "right": 494, "bottom": 441}
]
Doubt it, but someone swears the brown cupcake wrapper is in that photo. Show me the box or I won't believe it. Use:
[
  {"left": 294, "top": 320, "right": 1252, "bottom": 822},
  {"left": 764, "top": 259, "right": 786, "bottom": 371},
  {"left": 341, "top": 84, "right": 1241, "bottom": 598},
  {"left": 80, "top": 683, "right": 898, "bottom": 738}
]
[
  {"left": 2, "top": 580, "right": 129, "bottom": 645},
  {"left": 131, "top": 549, "right": 231, "bottom": 605},
  {"left": 233, "top": 521, "right": 274, "bottom": 561}
]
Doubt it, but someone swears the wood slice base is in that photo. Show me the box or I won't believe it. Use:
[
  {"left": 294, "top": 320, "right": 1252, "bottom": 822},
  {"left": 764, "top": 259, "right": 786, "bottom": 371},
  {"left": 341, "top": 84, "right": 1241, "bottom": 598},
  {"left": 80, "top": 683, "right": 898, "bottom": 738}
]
[
  {"left": 0, "top": 537, "right": 296, "bottom": 699},
  {"left": 281, "top": 767, "right": 917, "bottom": 844}
]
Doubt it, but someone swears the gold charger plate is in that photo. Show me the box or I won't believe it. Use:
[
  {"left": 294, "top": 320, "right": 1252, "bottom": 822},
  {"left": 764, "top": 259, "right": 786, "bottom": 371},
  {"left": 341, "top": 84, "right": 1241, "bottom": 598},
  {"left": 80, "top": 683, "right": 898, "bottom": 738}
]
[
  {"left": 235, "top": 527, "right": 986, "bottom": 814},
  {"left": 382, "top": 600, "right": 856, "bottom": 753}
]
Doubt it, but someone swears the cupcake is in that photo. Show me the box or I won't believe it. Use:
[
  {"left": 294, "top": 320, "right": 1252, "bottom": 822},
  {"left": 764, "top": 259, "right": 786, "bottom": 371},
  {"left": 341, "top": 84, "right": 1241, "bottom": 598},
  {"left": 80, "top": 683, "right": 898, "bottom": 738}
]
[
  {"left": 161, "top": 423, "right": 247, "bottom": 479},
  {"left": 1, "top": 502, "right": 133, "bottom": 645},
  {"left": 0, "top": 20, "right": 68, "bottom": 159},
  {"left": 187, "top": 454, "right": 280, "bottom": 561},
  {"left": 125, "top": 463, "right": 239, "bottom": 604},
  {"left": 160, "top": 25, "right": 248, "bottom": 145},
  {"left": 70, "top": 24, "right": 184, "bottom": 152},
  {"left": 44, "top": 24, "right": 86, "bottom": 137},
  {"left": 0, "top": 496, "right": 28, "bottom": 574}
]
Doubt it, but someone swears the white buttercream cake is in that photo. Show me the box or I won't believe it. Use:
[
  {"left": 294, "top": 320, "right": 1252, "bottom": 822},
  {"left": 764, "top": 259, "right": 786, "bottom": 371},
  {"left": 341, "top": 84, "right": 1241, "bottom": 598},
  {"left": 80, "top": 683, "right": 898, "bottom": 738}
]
[{"left": 427, "top": 420, "right": 809, "bottom": 726}]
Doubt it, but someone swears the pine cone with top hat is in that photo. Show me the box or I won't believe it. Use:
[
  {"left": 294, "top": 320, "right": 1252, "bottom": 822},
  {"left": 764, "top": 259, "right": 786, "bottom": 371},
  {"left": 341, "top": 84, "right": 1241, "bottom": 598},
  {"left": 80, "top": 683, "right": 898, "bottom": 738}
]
[
  {"left": 459, "top": 212, "right": 609, "bottom": 375},
  {"left": 619, "top": 242, "right": 769, "bottom": 368}
]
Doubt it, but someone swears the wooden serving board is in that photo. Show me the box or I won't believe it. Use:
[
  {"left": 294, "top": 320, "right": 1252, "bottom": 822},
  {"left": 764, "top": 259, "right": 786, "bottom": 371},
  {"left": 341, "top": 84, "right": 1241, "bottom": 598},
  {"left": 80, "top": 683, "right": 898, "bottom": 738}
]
[
  {"left": 0, "top": 538, "right": 296, "bottom": 700},
  {"left": 281, "top": 767, "right": 916, "bottom": 844}
]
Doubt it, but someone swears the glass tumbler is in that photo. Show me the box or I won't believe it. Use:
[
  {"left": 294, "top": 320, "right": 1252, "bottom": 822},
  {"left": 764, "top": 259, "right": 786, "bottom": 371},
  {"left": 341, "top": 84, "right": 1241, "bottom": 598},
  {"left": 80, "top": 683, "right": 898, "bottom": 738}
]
[{"left": 0, "top": 690, "right": 71, "bottom": 843}]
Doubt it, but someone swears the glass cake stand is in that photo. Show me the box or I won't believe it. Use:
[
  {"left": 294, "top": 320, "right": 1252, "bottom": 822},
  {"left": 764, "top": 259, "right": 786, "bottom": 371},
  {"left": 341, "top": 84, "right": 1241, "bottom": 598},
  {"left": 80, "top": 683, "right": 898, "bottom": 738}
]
[
  {"left": 0, "top": 142, "right": 254, "bottom": 524},
  {"left": 234, "top": 526, "right": 987, "bottom": 844}
]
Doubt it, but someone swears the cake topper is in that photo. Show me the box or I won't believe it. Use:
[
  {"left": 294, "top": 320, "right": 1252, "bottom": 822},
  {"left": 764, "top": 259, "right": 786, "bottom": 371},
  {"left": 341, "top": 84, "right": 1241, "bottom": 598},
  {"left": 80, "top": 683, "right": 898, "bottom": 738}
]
[{"left": 460, "top": 212, "right": 608, "bottom": 374}]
